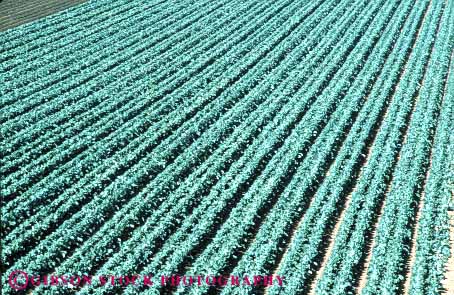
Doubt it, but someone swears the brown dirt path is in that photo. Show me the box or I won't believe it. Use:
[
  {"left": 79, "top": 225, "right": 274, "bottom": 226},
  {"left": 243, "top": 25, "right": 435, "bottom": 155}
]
[{"left": 442, "top": 211, "right": 454, "bottom": 294}]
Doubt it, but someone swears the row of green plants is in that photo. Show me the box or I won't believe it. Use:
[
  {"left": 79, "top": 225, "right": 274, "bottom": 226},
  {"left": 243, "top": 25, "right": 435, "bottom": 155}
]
[
  {"left": 2, "top": 0, "right": 312, "bottom": 258},
  {"left": 2, "top": 0, "right": 451, "bottom": 293},
  {"left": 314, "top": 0, "right": 446, "bottom": 293},
  {"left": 224, "top": 0, "right": 424, "bottom": 293},
  {"left": 137, "top": 0, "right": 402, "bottom": 293},
  {"left": 0, "top": 0, "right": 141, "bottom": 59},
  {"left": 2, "top": 0, "right": 326, "bottom": 292},
  {"left": 68, "top": 1, "right": 367, "bottom": 293},
  {"left": 0, "top": 0, "right": 233, "bottom": 124},
  {"left": 1, "top": 0, "right": 304, "bottom": 216},
  {"left": 24, "top": 0, "right": 358, "bottom": 294},
  {"left": 363, "top": 3, "right": 453, "bottom": 293},
  {"left": 0, "top": 0, "right": 179, "bottom": 77},
  {"left": 409, "top": 57, "right": 453, "bottom": 294},
  {"left": 1, "top": 0, "right": 262, "bottom": 192},
  {"left": 55, "top": 0, "right": 350, "bottom": 287}
]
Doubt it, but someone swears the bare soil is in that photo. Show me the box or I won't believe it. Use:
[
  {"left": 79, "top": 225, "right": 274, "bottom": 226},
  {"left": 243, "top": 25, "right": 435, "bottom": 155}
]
[{"left": 442, "top": 211, "right": 454, "bottom": 294}]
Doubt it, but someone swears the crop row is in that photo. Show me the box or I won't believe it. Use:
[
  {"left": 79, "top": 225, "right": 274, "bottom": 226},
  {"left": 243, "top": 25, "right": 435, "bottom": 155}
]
[
  {"left": 0, "top": 0, "right": 262, "bottom": 185},
  {"left": 0, "top": 0, "right": 168, "bottom": 61},
  {"left": 2, "top": 0, "right": 336, "bottom": 292},
  {"left": 409, "top": 53, "right": 453, "bottom": 294},
  {"left": 126, "top": 0, "right": 406, "bottom": 293},
  {"left": 362, "top": 3, "right": 453, "bottom": 293},
  {"left": 2, "top": 0, "right": 310, "bottom": 241},
  {"left": 0, "top": 0, "right": 232, "bottom": 123},
  {"left": 314, "top": 1, "right": 447, "bottom": 293},
  {"left": 0, "top": 0, "right": 174, "bottom": 75},
  {"left": 66, "top": 0, "right": 378, "bottom": 293},
  {"left": 224, "top": 0, "right": 430, "bottom": 293},
  {"left": 1, "top": 0, "right": 305, "bottom": 208},
  {"left": 1, "top": 0, "right": 451, "bottom": 294}
]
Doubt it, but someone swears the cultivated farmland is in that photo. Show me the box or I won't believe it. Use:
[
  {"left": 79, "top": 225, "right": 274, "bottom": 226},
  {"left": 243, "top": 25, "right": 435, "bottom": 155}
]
[{"left": 0, "top": 0, "right": 453, "bottom": 294}]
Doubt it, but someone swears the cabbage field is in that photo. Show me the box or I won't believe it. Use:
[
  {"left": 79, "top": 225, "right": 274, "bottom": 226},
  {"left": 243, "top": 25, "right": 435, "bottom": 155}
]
[{"left": 1, "top": 0, "right": 453, "bottom": 294}]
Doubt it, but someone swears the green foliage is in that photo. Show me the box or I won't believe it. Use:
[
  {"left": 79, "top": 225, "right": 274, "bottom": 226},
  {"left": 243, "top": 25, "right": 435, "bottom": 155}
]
[{"left": 1, "top": 0, "right": 451, "bottom": 294}]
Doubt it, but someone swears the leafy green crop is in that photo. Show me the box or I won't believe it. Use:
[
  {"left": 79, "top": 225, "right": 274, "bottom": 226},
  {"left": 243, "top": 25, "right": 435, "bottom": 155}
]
[{"left": 1, "top": 0, "right": 452, "bottom": 294}]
